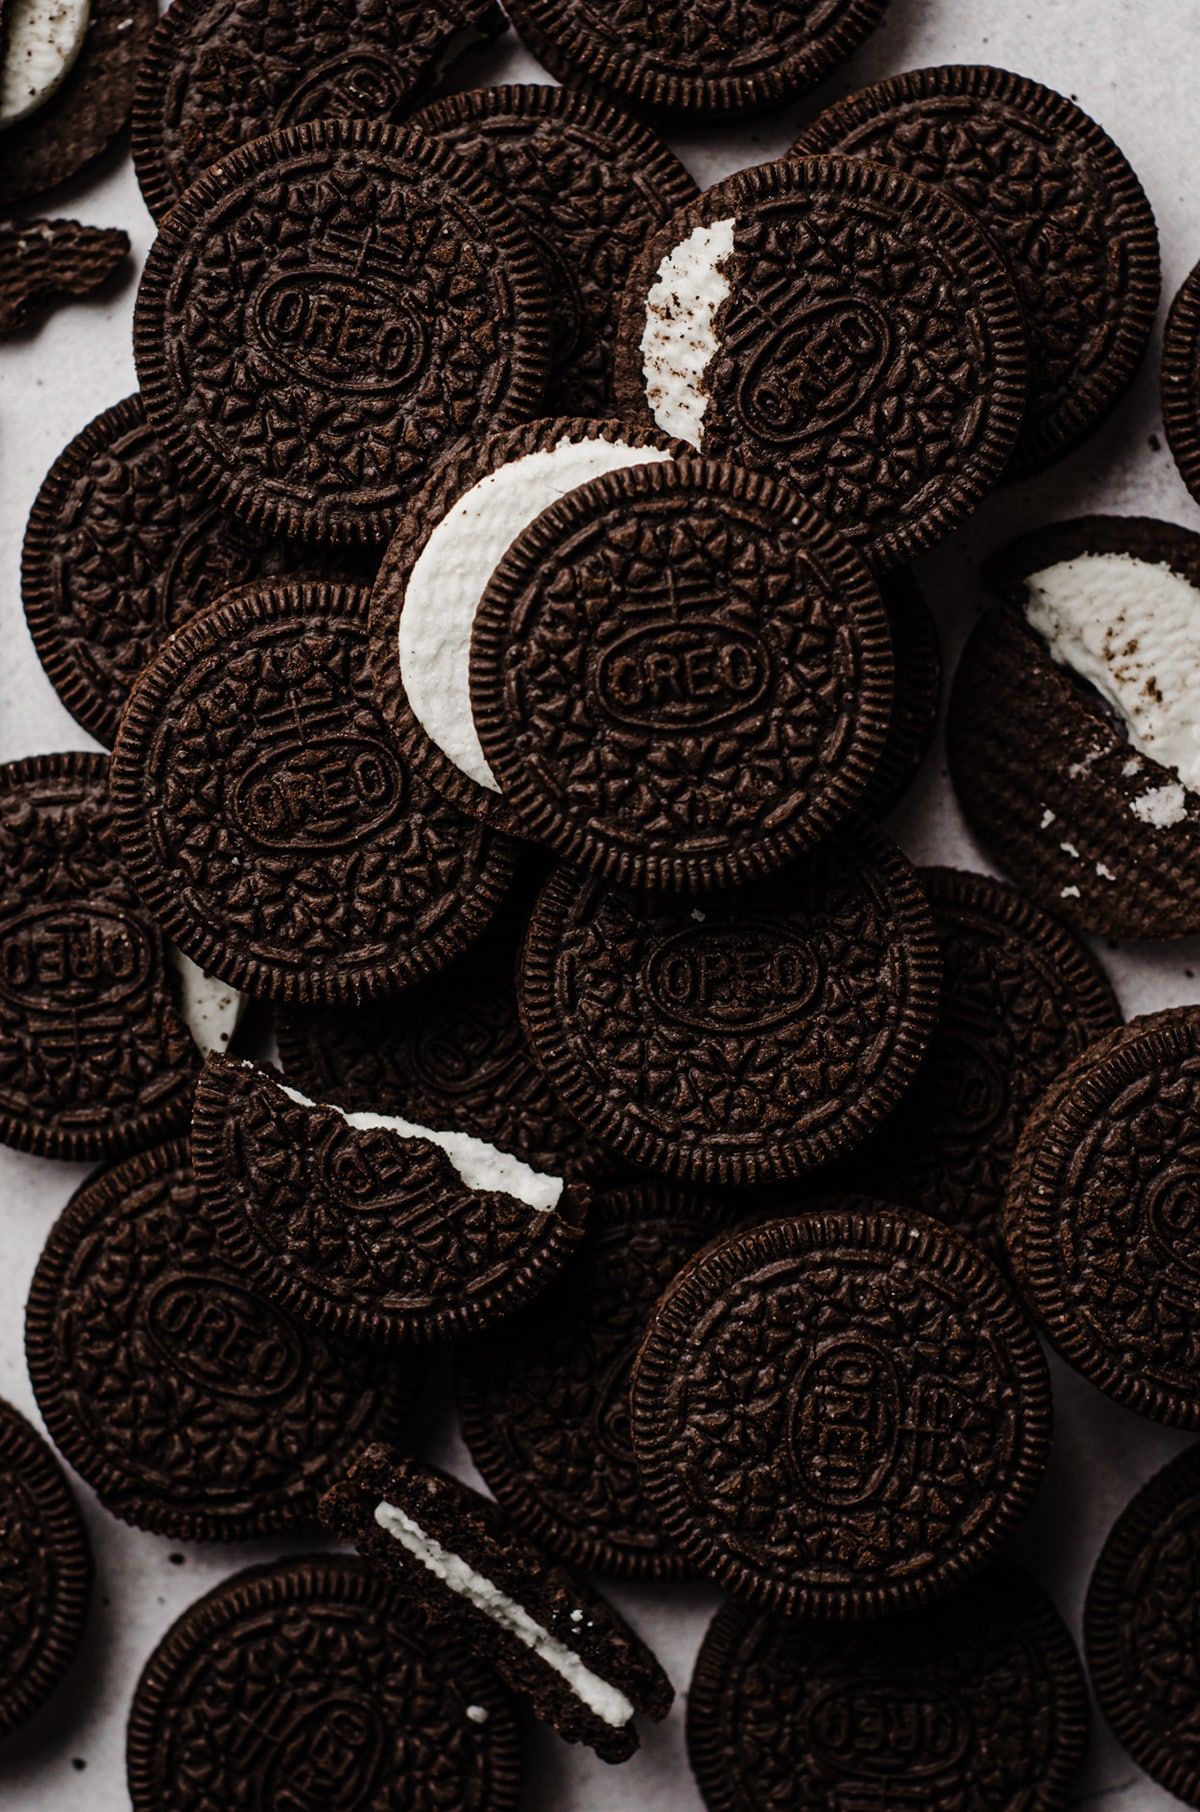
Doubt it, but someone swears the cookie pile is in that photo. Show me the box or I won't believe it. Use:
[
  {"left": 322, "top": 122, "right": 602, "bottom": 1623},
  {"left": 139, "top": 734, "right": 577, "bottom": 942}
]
[{"left": 7, "top": 0, "right": 1200, "bottom": 1806}]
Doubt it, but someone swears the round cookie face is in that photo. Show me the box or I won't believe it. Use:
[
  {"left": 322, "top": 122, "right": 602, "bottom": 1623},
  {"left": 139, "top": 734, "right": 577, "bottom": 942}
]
[
  {"left": 795, "top": 65, "right": 1161, "bottom": 477},
  {"left": 131, "top": 0, "right": 506, "bottom": 222},
  {"left": 613, "top": 155, "right": 1027, "bottom": 569},
  {"left": 134, "top": 120, "right": 550, "bottom": 549},
  {"left": 126, "top": 1555, "right": 521, "bottom": 1812},
  {"left": 1086, "top": 1444, "right": 1200, "bottom": 1808},
  {"left": 470, "top": 457, "right": 894, "bottom": 892},
  {"left": 688, "top": 1567, "right": 1087, "bottom": 1812},
  {"left": 630, "top": 1205, "right": 1051, "bottom": 1618},
  {"left": 458, "top": 1185, "right": 735, "bottom": 1580},
  {"left": 0, "top": 753, "right": 197, "bottom": 1162},
  {"left": 0, "top": 1398, "right": 92, "bottom": 1740},
  {"left": 518, "top": 826, "right": 941, "bottom": 1185},
  {"left": 502, "top": 0, "right": 889, "bottom": 118},
  {"left": 109, "top": 580, "right": 515, "bottom": 1006},
  {"left": 1164, "top": 259, "right": 1200, "bottom": 509},
  {"left": 25, "top": 1141, "right": 416, "bottom": 1541},
  {"left": 412, "top": 84, "right": 697, "bottom": 416},
  {"left": 1006, "top": 1009, "right": 1200, "bottom": 1427}
]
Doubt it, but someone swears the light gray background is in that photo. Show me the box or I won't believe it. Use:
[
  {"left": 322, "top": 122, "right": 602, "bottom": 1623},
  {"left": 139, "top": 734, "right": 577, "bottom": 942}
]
[{"left": 2, "top": 0, "right": 1200, "bottom": 1804}]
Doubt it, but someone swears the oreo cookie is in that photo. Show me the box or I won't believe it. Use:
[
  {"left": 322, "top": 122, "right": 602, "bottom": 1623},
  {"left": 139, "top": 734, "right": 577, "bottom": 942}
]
[
  {"left": 192, "top": 1054, "right": 589, "bottom": 1347},
  {"left": 613, "top": 155, "right": 1027, "bottom": 568},
  {"left": 503, "top": 0, "right": 889, "bottom": 118},
  {"left": 458, "top": 1184, "right": 735, "bottom": 1580},
  {"left": 0, "top": 1397, "right": 92, "bottom": 1739},
  {"left": 630, "top": 1204, "right": 1051, "bottom": 1617},
  {"left": 25, "top": 1139, "right": 416, "bottom": 1541},
  {"left": 0, "top": 0, "right": 90, "bottom": 128},
  {"left": 134, "top": 121, "right": 550, "bottom": 549},
  {"left": 0, "top": 752, "right": 197, "bottom": 1162},
  {"left": 862, "top": 569, "right": 940, "bottom": 819},
  {"left": 411, "top": 84, "right": 697, "bottom": 415},
  {"left": 1005, "top": 1008, "right": 1200, "bottom": 1427},
  {"left": 795, "top": 65, "right": 1160, "bottom": 477},
  {"left": 518, "top": 824, "right": 941, "bottom": 1185},
  {"left": 469, "top": 456, "right": 895, "bottom": 891},
  {"left": 948, "top": 516, "right": 1200, "bottom": 937},
  {"left": 688, "top": 1566, "right": 1087, "bottom": 1811},
  {"left": 109, "top": 580, "right": 516, "bottom": 1006},
  {"left": 321, "top": 1447, "right": 674, "bottom": 1762},
  {"left": 131, "top": 0, "right": 506, "bottom": 222},
  {"left": 127, "top": 1555, "right": 521, "bottom": 1812},
  {"left": 1164, "top": 256, "right": 1200, "bottom": 509},
  {"left": 0, "top": 217, "right": 127, "bottom": 335}
]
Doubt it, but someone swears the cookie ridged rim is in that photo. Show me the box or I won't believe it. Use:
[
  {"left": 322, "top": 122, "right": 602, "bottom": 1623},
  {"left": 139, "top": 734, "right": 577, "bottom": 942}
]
[
  {"left": 133, "top": 119, "right": 551, "bottom": 550},
  {"left": 470, "top": 456, "right": 895, "bottom": 893},
  {"left": 109, "top": 578, "right": 516, "bottom": 1007},
  {"left": 861, "top": 569, "right": 941, "bottom": 819},
  {"left": 794, "top": 63, "right": 1161, "bottom": 477},
  {"left": 613, "top": 153, "right": 1029, "bottom": 571},
  {"left": 1163, "top": 261, "right": 1200, "bottom": 510},
  {"left": 126, "top": 1553, "right": 523, "bottom": 1812},
  {"left": 517, "top": 824, "right": 942, "bottom": 1186},
  {"left": 630, "top": 1202, "right": 1051, "bottom": 1619},
  {"left": 0, "top": 1399, "right": 93, "bottom": 1740},
  {"left": 503, "top": 0, "right": 888, "bottom": 119},
  {"left": 191, "top": 1054, "right": 591, "bottom": 1348}
]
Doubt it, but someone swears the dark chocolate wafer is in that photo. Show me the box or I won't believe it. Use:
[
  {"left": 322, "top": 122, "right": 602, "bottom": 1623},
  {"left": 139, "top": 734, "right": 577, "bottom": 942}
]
[
  {"left": 1164, "top": 257, "right": 1200, "bottom": 511},
  {"left": 861, "top": 569, "right": 941, "bottom": 819},
  {"left": 0, "top": 217, "right": 127, "bottom": 334}
]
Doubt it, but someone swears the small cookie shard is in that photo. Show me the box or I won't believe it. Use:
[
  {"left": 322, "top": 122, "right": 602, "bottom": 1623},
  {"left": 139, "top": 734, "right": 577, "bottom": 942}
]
[
  {"left": 191, "top": 1055, "right": 589, "bottom": 1347},
  {"left": 0, "top": 216, "right": 126, "bottom": 334},
  {"left": 320, "top": 1448, "right": 674, "bottom": 1762},
  {"left": 0, "top": 0, "right": 90, "bottom": 128}
]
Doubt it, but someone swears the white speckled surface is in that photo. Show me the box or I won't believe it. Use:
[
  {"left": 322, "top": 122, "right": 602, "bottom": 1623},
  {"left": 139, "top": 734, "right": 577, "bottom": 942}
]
[{"left": 2, "top": 1, "right": 1200, "bottom": 1806}]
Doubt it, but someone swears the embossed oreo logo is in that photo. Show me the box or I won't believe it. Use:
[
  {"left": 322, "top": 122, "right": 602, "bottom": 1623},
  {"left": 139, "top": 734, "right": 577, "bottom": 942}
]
[
  {"left": 644, "top": 924, "right": 819, "bottom": 1032},
  {"left": 806, "top": 1678, "right": 969, "bottom": 1779},
  {"left": 254, "top": 266, "right": 426, "bottom": 393},
  {"left": 737, "top": 300, "right": 892, "bottom": 443},
  {"left": 1143, "top": 1168, "right": 1200, "bottom": 1280},
  {"left": 314, "top": 1121, "right": 424, "bottom": 1214},
  {"left": 261, "top": 1694, "right": 388, "bottom": 1810},
  {"left": 0, "top": 905, "right": 154, "bottom": 1011},
  {"left": 788, "top": 1335, "right": 900, "bottom": 1508},
  {"left": 232, "top": 731, "right": 405, "bottom": 853},
  {"left": 595, "top": 622, "right": 770, "bottom": 730},
  {"left": 277, "top": 50, "right": 410, "bottom": 125},
  {"left": 412, "top": 994, "right": 523, "bottom": 1097},
  {"left": 142, "top": 1276, "right": 305, "bottom": 1399}
]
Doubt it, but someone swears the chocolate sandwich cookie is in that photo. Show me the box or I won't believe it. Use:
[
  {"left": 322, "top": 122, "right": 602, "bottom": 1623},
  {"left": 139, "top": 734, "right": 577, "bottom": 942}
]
[
  {"left": 131, "top": 0, "right": 506, "bottom": 224},
  {"left": 411, "top": 85, "right": 697, "bottom": 416},
  {"left": 109, "top": 579, "right": 516, "bottom": 1006},
  {"left": 192, "top": 1055, "right": 590, "bottom": 1347},
  {"left": 26, "top": 1140, "right": 415, "bottom": 1541},
  {"left": 861, "top": 569, "right": 941, "bottom": 819},
  {"left": 871, "top": 867, "right": 1120, "bottom": 1250},
  {"left": 1085, "top": 1443, "right": 1200, "bottom": 1807},
  {"left": 518, "top": 824, "right": 940, "bottom": 1185},
  {"left": 1005, "top": 1008, "right": 1200, "bottom": 1426},
  {"left": 613, "top": 155, "right": 1027, "bottom": 569},
  {"left": 321, "top": 1447, "right": 674, "bottom": 1763},
  {"left": 134, "top": 121, "right": 550, "bottom": 549},
  {"left": 688, "top": 1565, "right": 1087, "bottom": 1812},
  {"left": 503, "top": 0, "right": 889, "bottom": 119},
  {"left": 1163, "top": 257, "right": 1200, "bottom": 509},
  {"left": 0, "top": 0, "right": 91, "bottom": 130},
  {"left": 469, "top": 457, "right": 895, "bottom": 891},
  {"left": 0, "top": 0, "right": 157, "bottom": 206},
  {"left": 126, "top": 1555, "right": 521, "bottom": 1812},
  {"left": 948, "top": 516, "right": 1200, "bottom": 938},
  {"left": 370, "top": 417, "right": 684, "bottom": 838},
  {"left": 0, "top": 218, "right": 128, "bottom": 335},
  {"left": 630, "top": 1204, "right": 1051, "bottom": 1618},
  {"left": 0, "top": 1397, "right": 92, "bottom": 1739},
  {"left": 457, "top": 1184, "right": 736, "bottom": 1579},
  {"left": 0, "top": 752, "right": 197, "bottom": 1162},
  {"left": 795, "top": 65, "right": 1160, "bottom": 477}
]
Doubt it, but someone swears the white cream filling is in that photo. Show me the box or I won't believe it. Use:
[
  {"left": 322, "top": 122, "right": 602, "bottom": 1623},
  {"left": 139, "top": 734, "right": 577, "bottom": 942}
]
[
  {"left": 374, "top": 1500, "right": 635, "bottom": 1728},
  {"left": 170, "top": 947, "right": 246, "bottom": 1055},
  {"left": 0, "top": 0, "right": 91, "bottom": 129},
  {"left": 1131, "top": 781, "right": 1188, "bottom": 827},
  {"left": 639, "top": 217, "right": 735, "bottom": 449},
  {"left": 399, "top": 435, "right": 672, "bottom": 793}
]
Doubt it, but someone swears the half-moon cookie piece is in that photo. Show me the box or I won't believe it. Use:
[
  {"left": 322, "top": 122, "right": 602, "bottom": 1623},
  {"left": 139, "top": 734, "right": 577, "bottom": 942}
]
[
  {"left": 948, "top": 516, "right": 1200, "bottom": 938},
  {"left": 469, "top": 457, "right": 895, "bottom": 891},
  {"left": 109, "top": 579, "right": 516, "bottom": 1006},
  {"left": 320, "top": 1447, "right": 674, "bottom": 1763},
  {"left": 630, "top": 1204, "right": 1051, "bottom": 1619},
  {"left": 192, "top": 1055, "right": 589, "bottom": 1348},
  {"left": 134, "top": 121, "right": 550, "bottom": 549},
  {"left": 1005, "top": 1008, "right": 1200, "bottom": 1427},
  {"left": 1164, "top": 257, "right": 1200, "bottom": 511},
  {"left": 518, "top": 824, "right": 941, "bottom": 1186},
  {"left": 613, "top": 155, "right": 1027, "bottom": 569},
  {"left": 795, "top": 65, "right": 1160, "bottom": 478},
  {"left": 688, "top": 1565, "right": 1087, "bottom": 1812},
  {"left": 0, "top": 217, "right": 128, "bottom": 335}
]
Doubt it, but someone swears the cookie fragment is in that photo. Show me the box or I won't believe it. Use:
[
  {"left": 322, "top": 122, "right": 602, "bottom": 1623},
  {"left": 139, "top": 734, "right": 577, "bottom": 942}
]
[{"left": 0, "top": 216, "right": 126, "bottom": 334}]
